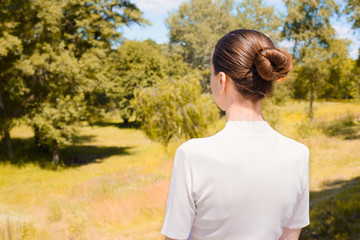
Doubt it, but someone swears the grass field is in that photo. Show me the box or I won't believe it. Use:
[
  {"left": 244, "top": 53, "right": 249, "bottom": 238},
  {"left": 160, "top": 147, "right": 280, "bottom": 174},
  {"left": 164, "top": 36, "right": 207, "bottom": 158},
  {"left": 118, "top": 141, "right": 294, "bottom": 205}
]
[{"left": 0, "top": 99, "right": 359, "bottom": 240}]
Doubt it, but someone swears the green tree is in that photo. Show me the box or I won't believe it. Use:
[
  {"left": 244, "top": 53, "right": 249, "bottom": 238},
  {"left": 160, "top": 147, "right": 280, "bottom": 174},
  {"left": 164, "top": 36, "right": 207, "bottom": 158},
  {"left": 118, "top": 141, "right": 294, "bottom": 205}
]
[
  {"left": 107, "top": 39, "right": 193, "bottom": 124},
  {"left": 282, "top": 0, "right": 340, "bottom": 121},
  {"left": 0, "top": 0, "right": 33, "bottom": 159},
  {"left": 0, "top": 0, "right": 148, "bottom": 163},
  {"left": 349, "top": 52, "right": 360, "bottom": 99},
  {"left": 318, "top": 39, "right": 354, "bottom": 100},
  {"left": 335, "top": 58, "right": 359, "bottom": 99},
  {"left": 166, "top": 0, "right": 235, "bottom": 70},
  {"left": 166, "top": 0, "right": 282, "bottom": 73},
  {"left": 291, "top": 41, "right": 330, "bottom": 101},
  {"left": 291, "top": 38, "right": 354, "bottom": 101},
  {"left": 108, "top": 40, "right": 166, "bottom": 124},
  {"left": 235, "top": 0, "right": 283, "bottom": 43}
]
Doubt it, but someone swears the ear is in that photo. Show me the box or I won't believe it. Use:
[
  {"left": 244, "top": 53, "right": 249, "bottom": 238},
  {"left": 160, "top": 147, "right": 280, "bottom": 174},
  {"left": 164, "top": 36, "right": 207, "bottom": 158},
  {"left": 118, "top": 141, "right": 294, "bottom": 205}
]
[{"left": 217, "top": 71, "right": 228, "bottom": 94}]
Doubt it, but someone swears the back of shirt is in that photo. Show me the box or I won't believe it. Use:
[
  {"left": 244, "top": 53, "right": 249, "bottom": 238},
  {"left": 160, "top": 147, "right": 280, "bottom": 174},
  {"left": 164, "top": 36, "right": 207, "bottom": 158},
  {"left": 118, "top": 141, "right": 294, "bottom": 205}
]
[{"left": 161, "top": 121, "right": 310, "bottom": 240}]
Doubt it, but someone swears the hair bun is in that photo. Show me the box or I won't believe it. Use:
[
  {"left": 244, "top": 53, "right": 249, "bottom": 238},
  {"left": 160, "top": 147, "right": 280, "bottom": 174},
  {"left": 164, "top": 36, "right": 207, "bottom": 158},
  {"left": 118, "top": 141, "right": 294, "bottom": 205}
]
[{"left": 253, "top": 48, "right": 293, "bottom": 82}]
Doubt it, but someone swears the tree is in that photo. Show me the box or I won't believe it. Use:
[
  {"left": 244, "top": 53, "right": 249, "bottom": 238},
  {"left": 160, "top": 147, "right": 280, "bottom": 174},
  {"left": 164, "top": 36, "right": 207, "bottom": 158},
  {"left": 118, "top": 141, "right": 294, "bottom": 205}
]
[
  {"left": 166, "top": 0, "right": 282, "bottom": 73},
  {"left": 108, "top": 40, "right": 167, "bottom": 124},
  {"left": 0, "top": 0, "right": 33, "bottom": 159},
  {"left": 166, "top": 0, "right": 235, "bottom": 70},
  {"left": 349, "top": 52, "right": 360, "bottom": 99},
  {"left": 282, "top": 0, "right": 339, "bottom": 122},
  {"left": 343, "top": 0, "right": 360, "bottom": 100},
  {"left": 0, "top": 0, "right": 148, "bottom": 163},
  {"left": 319, "top": 39, "right": 354, "bottom": 100},
  {"left": 107, "top": 39, "right": 194, "bottom": 124},
  {"left": 291, "top": 38, "right": 353, "bottom": 101},
  {"left": 235, "top": 0, "right": 283, "bottom": 43}
]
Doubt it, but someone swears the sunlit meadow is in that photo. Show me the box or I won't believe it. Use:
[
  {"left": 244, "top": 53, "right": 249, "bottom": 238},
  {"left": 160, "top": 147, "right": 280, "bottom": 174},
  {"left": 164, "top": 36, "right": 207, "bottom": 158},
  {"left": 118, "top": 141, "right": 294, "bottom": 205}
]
[{"left": 0, "top": 99, "right": 359, "bottom": 239}]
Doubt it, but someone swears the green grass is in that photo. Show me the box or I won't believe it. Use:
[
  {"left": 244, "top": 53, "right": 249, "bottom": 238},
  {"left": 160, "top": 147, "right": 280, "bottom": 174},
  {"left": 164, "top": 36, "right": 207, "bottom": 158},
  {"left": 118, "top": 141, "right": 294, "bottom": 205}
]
[
  {"left": 303, "top": 177, "right": 360, "bottom": 240},
  {"left": 0, "top": 99, "right": 359, "bottom": 239}
]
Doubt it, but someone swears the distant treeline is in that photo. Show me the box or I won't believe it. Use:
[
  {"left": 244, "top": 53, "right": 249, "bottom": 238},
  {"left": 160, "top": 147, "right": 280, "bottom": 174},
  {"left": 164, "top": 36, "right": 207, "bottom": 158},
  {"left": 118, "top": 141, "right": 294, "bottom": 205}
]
[{"left": 0, "top": 0, "right": 359, "bottom": 162}]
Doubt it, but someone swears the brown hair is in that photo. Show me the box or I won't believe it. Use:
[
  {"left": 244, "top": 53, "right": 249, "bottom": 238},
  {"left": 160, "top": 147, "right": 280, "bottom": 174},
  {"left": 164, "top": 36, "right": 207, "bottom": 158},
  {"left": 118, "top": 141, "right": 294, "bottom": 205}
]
[{"left": 212, "top": 29, "right": 293, "bottom": 102}]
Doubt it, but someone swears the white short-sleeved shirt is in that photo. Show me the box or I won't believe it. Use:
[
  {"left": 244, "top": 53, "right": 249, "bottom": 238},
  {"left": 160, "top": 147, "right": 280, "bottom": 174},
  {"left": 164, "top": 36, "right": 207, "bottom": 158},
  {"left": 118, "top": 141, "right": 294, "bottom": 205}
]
[{"left": 161, "top": 120, "right": 310, "bottom": 240}]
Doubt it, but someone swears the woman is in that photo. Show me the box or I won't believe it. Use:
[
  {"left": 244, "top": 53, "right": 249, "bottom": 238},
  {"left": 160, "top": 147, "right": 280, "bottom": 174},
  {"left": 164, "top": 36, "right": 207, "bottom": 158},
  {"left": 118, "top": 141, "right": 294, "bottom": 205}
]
[{"left": 160, "top": 29, "right": 310, "bottom": 240}]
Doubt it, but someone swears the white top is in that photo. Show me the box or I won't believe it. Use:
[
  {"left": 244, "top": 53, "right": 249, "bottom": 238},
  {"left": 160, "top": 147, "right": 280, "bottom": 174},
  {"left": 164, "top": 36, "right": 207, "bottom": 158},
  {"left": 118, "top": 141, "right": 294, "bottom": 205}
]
[{"left": 161, "top": 120, "right": 310, "bottom": 240}]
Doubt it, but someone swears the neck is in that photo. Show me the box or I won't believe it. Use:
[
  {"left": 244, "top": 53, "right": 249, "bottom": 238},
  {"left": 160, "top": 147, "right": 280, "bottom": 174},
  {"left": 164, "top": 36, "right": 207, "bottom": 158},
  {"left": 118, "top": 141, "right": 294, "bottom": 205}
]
[{"left": 225, "top": 98, "right": 265, "bottom": 121}]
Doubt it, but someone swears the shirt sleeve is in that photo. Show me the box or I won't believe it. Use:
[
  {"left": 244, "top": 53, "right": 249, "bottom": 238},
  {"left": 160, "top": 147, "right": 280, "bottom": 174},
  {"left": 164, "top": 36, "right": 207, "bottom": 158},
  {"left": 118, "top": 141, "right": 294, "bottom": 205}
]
[
  {"left": 161, "top": 147, "right": 196, "bottom": 239},
  {"left": 285, "top": 147, "right": 310, "bottom": 229}
]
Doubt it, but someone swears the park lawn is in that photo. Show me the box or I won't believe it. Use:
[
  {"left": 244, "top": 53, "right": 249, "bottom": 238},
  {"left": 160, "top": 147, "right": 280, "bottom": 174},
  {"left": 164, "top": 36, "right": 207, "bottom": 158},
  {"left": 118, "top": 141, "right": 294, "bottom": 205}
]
[{"left": 0, "top": 99, "right": 359, "bottom": 240}]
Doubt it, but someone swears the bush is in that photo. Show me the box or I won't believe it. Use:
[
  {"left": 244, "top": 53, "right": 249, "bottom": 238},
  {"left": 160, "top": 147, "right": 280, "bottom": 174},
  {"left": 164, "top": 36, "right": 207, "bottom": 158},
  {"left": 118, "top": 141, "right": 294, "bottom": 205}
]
[{"left": 134, "top": 72, "right": 219, "bottom": 147}]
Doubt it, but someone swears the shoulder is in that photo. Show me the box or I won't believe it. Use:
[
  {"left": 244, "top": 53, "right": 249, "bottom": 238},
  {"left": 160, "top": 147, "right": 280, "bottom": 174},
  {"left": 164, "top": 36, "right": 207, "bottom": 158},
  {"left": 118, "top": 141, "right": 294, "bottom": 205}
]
[
  {"left": 172, "top": 138, "right": 207, "bottom": 173},
  {"left": 275, "top": 131, "right": 309, "bottom": 154},
  {"left": 174, "top": 135, "right": 219, "bottom": 166},
  {"left": 178, "top": 135, "right": 217, "bottom": 154}
]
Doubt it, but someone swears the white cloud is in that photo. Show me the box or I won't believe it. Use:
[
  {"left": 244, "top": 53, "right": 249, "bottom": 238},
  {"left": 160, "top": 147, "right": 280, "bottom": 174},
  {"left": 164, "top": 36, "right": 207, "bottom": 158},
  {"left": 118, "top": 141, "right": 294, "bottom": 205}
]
[
  {"left": 333, "top": 25, "right": 360, "bottom": 59},
  {"left": 349, "top": 48, "right": 359, "bottom": 59},
  {"left": 265, "top": 0, "right": 284, "bottom": 4},
  {"left": 278, "top": 39, "right": 295, "bottom": 49},
  {"left": 132, "top": 0, "right": 186, "bottom": 13},
  {"left": 333, "top": 25, "right": 358, "bottom": 44}
]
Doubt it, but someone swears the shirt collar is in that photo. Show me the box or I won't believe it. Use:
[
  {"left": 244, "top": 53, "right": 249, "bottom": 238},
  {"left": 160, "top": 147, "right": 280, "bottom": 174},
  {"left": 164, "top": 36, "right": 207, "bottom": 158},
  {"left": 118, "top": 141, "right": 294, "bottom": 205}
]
[{"left": 218, "top": 120, "right": 275, "bottom": 136}]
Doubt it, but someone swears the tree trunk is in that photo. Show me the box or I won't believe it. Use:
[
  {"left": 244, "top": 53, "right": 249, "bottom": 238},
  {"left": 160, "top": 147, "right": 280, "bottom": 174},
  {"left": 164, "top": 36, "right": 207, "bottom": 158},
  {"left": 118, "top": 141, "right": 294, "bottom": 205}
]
[
  {"left": 34, "top": 124, "right": 49, "bottom": 153},
  {"left": 34, "top": 124, "right": 40, "bottom": 146},
  {"left": 3, "top": 128, "right": 14, "bottom": 159},
  {"left": 0, "top": 91, "right": 14, "bottom": 159},
  {"left": 309, "top": 78, "right": 314, "bottom": 123},
  {"left": 52, "top": 141, "right": 59, "bottom": 165}
]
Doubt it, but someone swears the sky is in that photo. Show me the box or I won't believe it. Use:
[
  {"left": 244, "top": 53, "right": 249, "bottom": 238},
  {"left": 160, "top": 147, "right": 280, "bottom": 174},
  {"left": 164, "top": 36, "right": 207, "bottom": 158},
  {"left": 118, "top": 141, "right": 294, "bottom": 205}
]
[{"left": 122, "top": 0, "right": 359, "bottom": 59}]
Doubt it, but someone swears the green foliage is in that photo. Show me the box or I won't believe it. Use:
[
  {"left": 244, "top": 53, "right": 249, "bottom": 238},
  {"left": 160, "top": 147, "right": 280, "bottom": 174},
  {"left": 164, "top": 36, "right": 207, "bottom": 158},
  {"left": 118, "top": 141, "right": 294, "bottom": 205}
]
[
  {"left": 281, "top": 0, "right": 360, "bottom": 123},
  {"left": 0, "top": 0, "right": 148, "bottom": 162},
  {"left": 78, "top": 47, "right": 116, "bottom": 123},
  {"left": 0, "top": 1, "right": 29, "bottom": 134},
  {"left": 289, "top": 37, "right": 358, "bottom": 100},
  {"left": 1, "top": 0, "right": 359, "bottom": 164},
  {"left": 27, "top": 95, "right": 85, "bottom": 148},
  {"left": 349, "top": 56, "right": 360, "bottom": 99},
  {"left": 282, "top": 0, "right": 338, "bottom": 56},
  {"left": 109, "top": 39, "right": 167, "bottom": 123},
  {"left": 108, "top": 39, "right": 192, "bottom": 123},
  {"left": 292, "top": 40, "right": 335, "bottom": 99},
  {"left": 282, "top": 0, "right": 339, "bottom": 101},
  {"left": 134, "top": 72, "right": 220, "bottom": 147},
  {"left": 166, "top": 0, "right": 235, "bottom": 69},
  {"left": 316, "top": 38, "right": 359, "bottom": 100},
  {"left": 343, "top": 0, "right": 360, "bottom": 30},
  {"left": 235, "top": 0, "right": 283, "bottom": 43},
  {"left": 271, "top": 79, "right": 295, "bottom": 105},
  {"left": 166, "top": 0, "right": 282, "bottom": 70},
  {"left": 322, "top": 57, "right": 355, "bottom": 100}
]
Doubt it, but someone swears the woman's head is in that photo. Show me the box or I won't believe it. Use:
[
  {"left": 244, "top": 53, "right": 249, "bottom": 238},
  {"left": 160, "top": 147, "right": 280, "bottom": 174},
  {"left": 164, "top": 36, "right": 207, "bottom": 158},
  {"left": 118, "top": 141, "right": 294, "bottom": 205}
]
[{"left": 210, "top": 29, "right": 292, "bottom": 110}]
